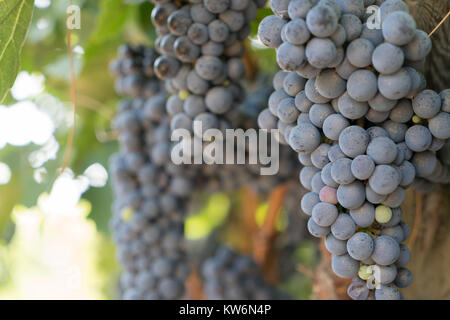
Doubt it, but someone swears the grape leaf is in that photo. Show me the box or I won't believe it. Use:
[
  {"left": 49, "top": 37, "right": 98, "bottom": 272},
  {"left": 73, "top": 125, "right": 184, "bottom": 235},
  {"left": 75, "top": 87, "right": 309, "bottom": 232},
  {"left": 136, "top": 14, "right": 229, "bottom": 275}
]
[{"left": 0, "top": 0, "right": 34, "bottom": 104}]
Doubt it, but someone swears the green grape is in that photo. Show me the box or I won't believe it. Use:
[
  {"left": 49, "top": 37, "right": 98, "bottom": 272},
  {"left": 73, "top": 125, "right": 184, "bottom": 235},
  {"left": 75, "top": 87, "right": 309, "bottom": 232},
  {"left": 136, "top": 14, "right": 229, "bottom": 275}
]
[
  {"left": 358, "top": 265, "right": 373, "bottom": 280},
  {"left": 179, "top": 90, "right": 190, "bottom": 100},
  {"left": 375, "top": 205, "right": 392, "bottom": 224},
  {"left": 412, "top": 115, "right": 422, "bottom": 124}
]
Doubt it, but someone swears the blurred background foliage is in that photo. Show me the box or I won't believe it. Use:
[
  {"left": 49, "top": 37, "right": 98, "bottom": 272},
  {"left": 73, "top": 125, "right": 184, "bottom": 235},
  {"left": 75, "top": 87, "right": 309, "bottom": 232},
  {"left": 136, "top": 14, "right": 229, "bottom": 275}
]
[{"left": 0, "top": 0, "right": 315, "bottom": 299}]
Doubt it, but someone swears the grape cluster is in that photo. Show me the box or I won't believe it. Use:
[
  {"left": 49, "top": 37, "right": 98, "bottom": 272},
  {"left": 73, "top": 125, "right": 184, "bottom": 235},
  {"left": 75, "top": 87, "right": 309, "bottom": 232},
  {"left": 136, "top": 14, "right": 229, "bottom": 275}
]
[
  {"left": 201, "top": 247, "right": 285, "bottom": 299},
  {"left": 198, "top": 145, "right": 299, "bottom": 196},
  {"left": 110, "top": 151, "right": 193, "bottom": 300},
  {"left": 110, "top": 44, "right": 161, "bottom": 97},
  {"left": 222, "top": 78, "right": 301, "bottom": 195},
  {"left": 409, "top": 89, "right": 450, "bottom": 191},
  {"left": 150, "top": 0, "right": 299, "bottom": 197},
  {"left": 167, "top": 72, "right": 300, "bottom": 197},
  {"left": 151, "top": 0, "right": 266, "bottom": 137},
  {"left": 110, "top": 45, "right": 197, "bottom": 299},
  {"left": 257, "top": 0, "right": 450, "bottom": 299},
  {"left": 110, "top": 45, "right": 300, "bottom": 299}
]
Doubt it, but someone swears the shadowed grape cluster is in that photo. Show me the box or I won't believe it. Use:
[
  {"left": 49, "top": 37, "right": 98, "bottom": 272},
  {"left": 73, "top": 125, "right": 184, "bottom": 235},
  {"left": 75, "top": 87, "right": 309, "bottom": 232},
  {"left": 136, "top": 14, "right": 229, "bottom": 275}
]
[
  {"left": 110, "top": 46, "right": 197, "bottom": 300},
  {"left": 109, "top": 44, "right": 300, "bottom": 300},
  {"left": 201, "top": 247, "right": 286, "bottom": 299}
]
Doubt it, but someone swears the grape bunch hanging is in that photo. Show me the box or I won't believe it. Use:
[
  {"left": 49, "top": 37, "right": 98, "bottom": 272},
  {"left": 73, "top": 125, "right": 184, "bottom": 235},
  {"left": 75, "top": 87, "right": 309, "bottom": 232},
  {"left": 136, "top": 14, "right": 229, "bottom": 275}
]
[
  {"left": 108, "top": 41, "right": 301, "bottom": 300},
  {"left": 110, "top": 45, "right": 197, "bottom": 300},
  {"left": 151, "top": 0, "right": 266, "bottom": 136},
  {"left": 257, "top": 0, "right": 449, "bottom": 300}
]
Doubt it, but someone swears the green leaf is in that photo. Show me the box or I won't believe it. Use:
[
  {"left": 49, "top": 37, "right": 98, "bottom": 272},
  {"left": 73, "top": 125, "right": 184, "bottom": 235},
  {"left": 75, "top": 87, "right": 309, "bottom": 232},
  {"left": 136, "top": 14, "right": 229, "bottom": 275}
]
[
  {"left": 0, "top": 0, "right": 34, "bottom": 104},
  {"left": 84, "top": 0, "right": 133, "bottom": 58},
  {"left": 89, "top": 0, "right": 132, "bottom": 43}
]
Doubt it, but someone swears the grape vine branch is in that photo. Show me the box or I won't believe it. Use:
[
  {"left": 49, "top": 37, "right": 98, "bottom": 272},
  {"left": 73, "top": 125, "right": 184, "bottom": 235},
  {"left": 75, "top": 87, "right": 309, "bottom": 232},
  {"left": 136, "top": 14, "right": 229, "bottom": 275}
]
[
  {"left": 61, "top": 0, "right": 77, "bottom": 174},
  {"left": 428, "top": 11, "right": 450, "bottom": 37},
  {"left": 409, "top": 192, "right": 423, "bottom": 250},
  {"left": 253, "top": 184, "right": 287, "bottom": 281}
]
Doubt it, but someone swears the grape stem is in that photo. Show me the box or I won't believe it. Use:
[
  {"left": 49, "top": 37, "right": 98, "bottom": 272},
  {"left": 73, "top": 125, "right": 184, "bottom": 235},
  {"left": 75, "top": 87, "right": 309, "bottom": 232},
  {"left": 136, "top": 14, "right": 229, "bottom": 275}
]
[
  {"left": 314, "top": 240, "right": 351, "bottom": 300},
  {"left": 242, "top": 186, "right": 260, "bottom": 253},
  {"left": 408, "top": 192, "right": 423, "bottom": 249},
  {"left": 253, "top": 184, "right": 287, "bottom": 278},
  {"left": 356, "top": 118, "right": 365, "bottom": 129},
  {"left": 428, "top": 11, "right": 450, "bottom": 37},
  {"left": 185, "top": 264, "right": 205, "bottom": 300},
  {"left": 296, "top": 264, "right": 314, "bottom": 279},
  {"left": 243, "top": 41, "right": 258, "bottom": 81}
]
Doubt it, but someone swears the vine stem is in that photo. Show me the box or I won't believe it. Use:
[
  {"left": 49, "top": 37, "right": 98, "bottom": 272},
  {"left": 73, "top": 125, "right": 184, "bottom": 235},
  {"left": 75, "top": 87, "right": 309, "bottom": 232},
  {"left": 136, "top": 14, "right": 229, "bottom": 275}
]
[
  {"left": 60, "top": 0, "right": 76, "bottom": 175},
  {"left": 185, "top": 264, "right": 205, "bottom": 300},
  {"left": 313, "top": 239, "right": 351, "bottom": 300},
  {"left": 428, "top": 10, "right": 450, "bottom": 37},
  {"left": 296, "top": 264, "right": 314, "bottom": 279},
  {"left": 408, "top": 192, "right": 423, "bottom": 250},
  {"left": 241, "top": 186, "right": 260, "bottom": 253},
  {"left": 253, "top": 184, "right": 287, "bottom": 275},
  {"left": 242, "top": 41, "right": 258, "bottom": 81}
]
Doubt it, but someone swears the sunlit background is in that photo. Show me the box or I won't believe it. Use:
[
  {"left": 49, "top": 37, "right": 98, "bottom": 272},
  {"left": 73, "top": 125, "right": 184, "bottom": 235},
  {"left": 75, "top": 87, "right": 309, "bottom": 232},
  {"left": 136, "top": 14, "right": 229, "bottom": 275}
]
[
  {"left": 0, "top": 0, "right": 316, "bottom": 299},
  {"left": 0, "top": 0, "right": 133, "bottom": 299}
]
